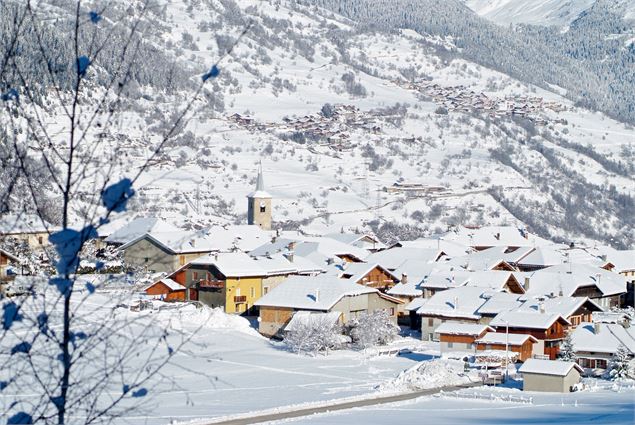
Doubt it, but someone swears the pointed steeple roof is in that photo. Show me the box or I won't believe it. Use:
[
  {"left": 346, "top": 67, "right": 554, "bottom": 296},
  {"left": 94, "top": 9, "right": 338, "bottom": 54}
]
[{"left": 248, "top": 161, "right": 272, "bottom": 198}]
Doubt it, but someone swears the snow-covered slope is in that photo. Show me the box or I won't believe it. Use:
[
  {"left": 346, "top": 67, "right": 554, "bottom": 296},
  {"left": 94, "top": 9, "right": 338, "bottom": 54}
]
[
  {"left": 5, "top": 0, "right": 635, "bottom": 249},
  {"left": 465, "top": 0, "right": 635, "bottom": 26}
]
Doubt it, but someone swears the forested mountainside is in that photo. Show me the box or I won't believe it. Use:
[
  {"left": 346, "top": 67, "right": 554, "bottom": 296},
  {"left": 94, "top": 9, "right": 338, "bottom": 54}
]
[
  {"left": 1, "top": 0, "right": 634, "bottom": 248},
  {"left": 308, "top": 0, "right": 635, "bottom": 125}
]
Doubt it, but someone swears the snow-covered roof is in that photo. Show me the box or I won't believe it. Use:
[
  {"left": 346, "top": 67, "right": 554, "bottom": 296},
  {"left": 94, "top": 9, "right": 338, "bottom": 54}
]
[
  {"left": 489, "top": 310, "right": 569, "bottom": 330},
  {"left": 435, "top": 323, "right": 493, "bottom": 336},
  {"left": 251, "top": 236, "right": 369, "bottom": 266},
  {"left": 442, "top": 226, "right": 552, "bottom": 249},
  {"left": 464, "top": 271, "right": 523, "bottom": 293},
  {"left": 191, "top": 252, "right": 268, "bottom": 277},
  {"left": 325, "top": 232, "right": 386, "bottom": 251},
  {"left": 387, "top": 260, "right": 439, "bottom": 297},
  {"left": 395, "top": 238, "right": 470, "bottom": 257},
  {"left": 284, "top": 311, "right": 342, "bottom": 332},
  {"left": 105, "top": 217, "right": 180, "bottom": 244},
  {"left": 476, "top": 332, "right": 537, "bottom": 346},
  {"left": 476, "top": 292, "right": 524, "bottom": 316},
  {"left": 0, "top": 248, "right": 21, "bottom": 263},
  {"left": 337, "top": 262, "right": 398, "bottom": 284},
  {"left": 0, "top": 214, "right": 57, "bottom": 235},
  {"left": 518, "top": 296, "right": 603, "bottom": 318},
  {"left": 519, "top": 359, "right": 583, "bottom": 376},
  {"left": 420, "top": 271, "right": 470, "bottom": 290},
  {"left": 254, "top": 275, "right": 380, "bottom": 310},
  {"left": 518, "top": 264, "right": 626, "bottom": 298},
  {"left": 365, "top": 247, "right": 442, "bottom": 270},
  {"left": 148, "top": 278, "right": 185, "bottom": 291},
  {"left": 571, "top": 322, "right": 635, "bottom": 355},
  {"left": 414, "top": 286, "right": 490, "bottom": 319},
  {"left": 443, "top": 247, "right": 515, "bottom": 272},
  {"left": 516, "top": 246, "right": 564, "bottom": 267}
]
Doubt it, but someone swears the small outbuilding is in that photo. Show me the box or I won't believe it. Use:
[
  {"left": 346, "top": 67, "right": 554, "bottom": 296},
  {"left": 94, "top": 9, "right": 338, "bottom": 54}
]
[{"left": 519, "top": 358, "right": 583, "bottom": 393}]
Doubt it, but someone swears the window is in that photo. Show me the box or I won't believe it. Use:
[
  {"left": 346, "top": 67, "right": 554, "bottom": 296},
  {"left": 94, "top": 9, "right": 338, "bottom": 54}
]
[
  {"left": 250, "top": 287, "right": 255, "bottom": 298},
  {"left": 428, "top": 318, "right": 434, "bottom": 326},
  {"left": 596, "top": 359, "right": 607, "bottom": 369},
  {"left": 390, "top": 308, "right": 395, "bottom": 316},
  {"left": 264, "top": 286, "right": 269, "bottom": 295},
  {"left": 447, "top": 342, "right": 454, "bottom": 348},
  {"left": 193, "top": 272, "right": 198, "bottom": 280},
  {"left": 38, "top": 236, "right": 43, "bottom": 244},
  {"left": 144, "top": 257, "right": 149, "bottom": 263},
  {"left": 179, "top": 255, "right": 186, "bottom": 265},
  {"left": 236, "top": 287, "right": 241, "bottom": 296},
  {"left": 260, "top": 205, "right": 266, "bottom": 213}
]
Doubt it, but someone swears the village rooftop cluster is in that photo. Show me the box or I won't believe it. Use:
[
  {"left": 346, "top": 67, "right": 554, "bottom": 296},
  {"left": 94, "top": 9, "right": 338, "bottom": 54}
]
[{"left": 1, "top": 166, "right": 634, "bottom": 394}]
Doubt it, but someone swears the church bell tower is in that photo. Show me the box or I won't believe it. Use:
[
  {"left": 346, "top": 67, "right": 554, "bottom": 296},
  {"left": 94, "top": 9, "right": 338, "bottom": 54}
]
[{"left": 247, "top": 162, "right": 272, "bottom": 230}]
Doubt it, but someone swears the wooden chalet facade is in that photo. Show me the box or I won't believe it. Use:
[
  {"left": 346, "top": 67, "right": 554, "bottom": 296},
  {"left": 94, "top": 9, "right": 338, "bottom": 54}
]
[
  {"left": 490, "top": 312, "right": 569, "bottom": 360},
  {"left": 475, "top": 333, "right": 538, "bottom": 362}
]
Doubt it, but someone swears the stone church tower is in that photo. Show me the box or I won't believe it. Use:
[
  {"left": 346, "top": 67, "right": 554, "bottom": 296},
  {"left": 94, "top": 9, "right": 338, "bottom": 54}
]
[{"left": 247, "top": 162, "right": 272, "bottom": 230}]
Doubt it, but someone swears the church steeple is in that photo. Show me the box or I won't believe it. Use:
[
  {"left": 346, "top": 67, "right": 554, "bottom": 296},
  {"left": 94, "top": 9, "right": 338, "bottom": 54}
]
[{"left": 247, "top": 162, "right": 272, "bottom": 230}]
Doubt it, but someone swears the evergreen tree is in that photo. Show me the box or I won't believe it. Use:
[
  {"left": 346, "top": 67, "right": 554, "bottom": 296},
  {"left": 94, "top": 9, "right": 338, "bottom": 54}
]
[
  {"left": 608, "top": 344, "right": 632, "bottom": 380},
  {"left": 558, "top": 333, "right": 577, "bottom": 362}
]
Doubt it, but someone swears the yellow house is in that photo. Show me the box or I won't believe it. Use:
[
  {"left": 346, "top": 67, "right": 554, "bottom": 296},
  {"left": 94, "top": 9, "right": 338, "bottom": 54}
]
[{"left": 184, "top": 252, "right": 275, "bottom": 314}]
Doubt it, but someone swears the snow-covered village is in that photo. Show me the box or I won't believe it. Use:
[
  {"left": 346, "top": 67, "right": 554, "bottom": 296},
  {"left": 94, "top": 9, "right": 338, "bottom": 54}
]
[{"left": 1, "top": 1, "right": 635, "bottom": 424}]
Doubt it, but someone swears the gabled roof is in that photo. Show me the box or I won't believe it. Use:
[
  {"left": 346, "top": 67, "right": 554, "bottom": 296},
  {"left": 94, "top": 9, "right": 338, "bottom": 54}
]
[
  {"left": 337, "top": 262, "right": 399, "bottom": 284},
  {"left": 119, "top": 230, "right": 215, "bottom": 254},
  {"left": 414, "top": 286, "right": 490, "bottom": 319},
  {"left": 435, "top": 323, "right": 493, "bottom": 336},
  {"left": 365, "top": 247, "right": 442, "bottom": 270},
  {"left": 105, "top": 217, "right": 180, "bottom": 245},
  {"left": 394, "top": 238, "right": 471, "bottom": 257},
  {"left": 254, "top": 276, "right": 379, "bottom": 310},
  {"left": 476, "top": 332, "right": 538, "bottom": 346},
  {"left": 146, "top": 278, "right": 185, "bottom": 292},
  {"left": 571, "top": 322, "right": 635, "bottom": 355},
  {"left": 476, "top": 292, "right": 524, "bottom": 316},
  {"left": 519, "top": 359, "right": 583, "bottom": 376},
  {"left": 387, "top": 260, "right": 439, "bottom": 297},
  {"left": 191, "top": 252, "right": 268, "bottom": 277},
  {"left": 464, "top": 270, "right": 524, "bottom": 293},
  {"left": 490, "top": 311, "right": 570, "bottom": 330},
  {"left": 518, "top": 264, "right": 626, "bottom": 298},
  {"left": 519, "top": 296, "right": 603, "bottom": 318},
  {"left": 325, "top": 232, "right": 386, "bottom": 251},
  {"left": 444, "top": 247, "right": 516, "bottom": 272}
]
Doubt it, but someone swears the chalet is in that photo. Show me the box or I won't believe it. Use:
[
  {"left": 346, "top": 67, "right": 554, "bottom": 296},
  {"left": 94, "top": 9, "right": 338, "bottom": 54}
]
[
  {"left": 145, "top": 278, "right": 188, "bottom": 301},
  {"left": 442, "top": 226, "right": 551, "bottom": 251},
  {"left": 517, "top": 297, "right": 603, "bottom": 329},
  {"left": 120, "top": 230, "right": 215, "bottom": 274},
  {"left": 570, "top": 322, "right": 635, "bottom": 373},
  {"left": 0, "top": 214, "right": 58, "bottom": 249},
  {"left": 489, "top": 311, "right": 570, "bottom": 360},
  {"left": 520, "top": 264, "right": 626, "bottom": 309},
  {"left": 409, "top": 286, "right": 490, "bottom": 340},
  {"left": 336, "top": 262, "right": 399, "bottom": 291},
  {"left": 165, "top": 252, "right": 316, "bottom": 315},
  {"left": 519, "top": 359, "right": 583, "bottom": 393},
  {"left": 475, "top": 333, "right": 538, "bottom": 362},
  {"left": 475, "top": 292, "right": 524, "bottom": 323},
  {"left": 387, "top": 260, "right": 439, "bottom": 302},
  {"left": 435, "top": 323, "right": 494, "bottom": 354},
  {"left": 254, "top": 276, "right": 403, "bottom": 338}
]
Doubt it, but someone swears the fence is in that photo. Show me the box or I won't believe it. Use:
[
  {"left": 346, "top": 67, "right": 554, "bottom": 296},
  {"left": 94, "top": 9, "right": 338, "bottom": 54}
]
[{"left": 436, "top": 390, "right": 533, "bottom": 404}]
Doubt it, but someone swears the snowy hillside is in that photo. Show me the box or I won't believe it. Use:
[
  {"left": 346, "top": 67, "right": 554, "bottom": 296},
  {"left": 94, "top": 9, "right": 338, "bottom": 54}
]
[
  {"left": 464, "top": 0, "right": 635, "bottom": 27},
  {"left": 2, "top": 0, "right": 634, "bottom": 248}
]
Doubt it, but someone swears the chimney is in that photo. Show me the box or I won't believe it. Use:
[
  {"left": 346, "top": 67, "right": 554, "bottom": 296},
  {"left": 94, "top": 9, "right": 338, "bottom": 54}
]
[
  {"left": 595, "top": 273, "right": 601, "bottom": 285},
  {"left": 401, "top": 273, "right": 408, "bottom": 284},
  {"left": 594, "top": 322, "right": 601, "bottom": 334},
  {"left": 495, "top": 232, "right": 500, "bottom": 240},
  {"left": 524, "top": 277, "right": 530, "bottom": 291},
  {"left": 315, "top": 289, "right": 320, "bottom": 303},
  {"left": 454, "top": 296, "right": 459, "bottom": 310},
  {"left": 288, "top": 241, "right": 296, "bottom": 250},
  {"left": 558, "top": 285, "right": 563, "bottom": 297},
  {"left": 539, "top": 302, "right": 545, "bottom": 314},
  {"left": 284, "top": 250, "right": 294, "bottom": 263},
  {"left": 190, "top": 238, "right": 196, "bottom": 247}
]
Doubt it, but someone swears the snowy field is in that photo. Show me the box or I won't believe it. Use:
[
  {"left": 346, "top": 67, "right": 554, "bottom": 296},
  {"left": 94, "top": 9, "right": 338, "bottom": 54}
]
[{"left": 276, "top": 383, "right": 635, "bottom": 425}]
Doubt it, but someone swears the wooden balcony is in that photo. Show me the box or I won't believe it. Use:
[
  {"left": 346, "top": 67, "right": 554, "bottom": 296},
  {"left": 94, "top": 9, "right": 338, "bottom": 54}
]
[
  {"left": 234, "top": 295, "right": 247, "bottom": 303},
  {"left": 198, "top": 279, "right": 224, "bottom": 289}
]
